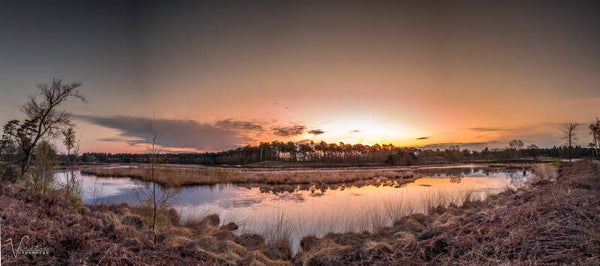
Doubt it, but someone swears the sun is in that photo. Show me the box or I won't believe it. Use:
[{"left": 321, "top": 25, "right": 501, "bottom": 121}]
[{"left": 308, "top": 115, "right": 423, "bottom": 146}]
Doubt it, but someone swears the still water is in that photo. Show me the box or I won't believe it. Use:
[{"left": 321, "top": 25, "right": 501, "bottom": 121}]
[{"left": 55, "top": 166, "right": 531, "bottom": 253}]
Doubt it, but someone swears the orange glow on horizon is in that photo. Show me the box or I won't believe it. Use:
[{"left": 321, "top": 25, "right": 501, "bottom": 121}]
[{"left": 299, "top": 113, "right": 427, "bottom": 146}]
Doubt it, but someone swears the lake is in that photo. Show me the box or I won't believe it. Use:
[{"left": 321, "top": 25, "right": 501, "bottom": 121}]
[{"left": 55, "top": 166, "right": 531, "bottom": 253}]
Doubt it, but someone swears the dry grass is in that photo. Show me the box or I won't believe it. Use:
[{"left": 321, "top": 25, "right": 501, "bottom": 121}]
[
  {"left": 81, "top": 163, "right": 418, "bottom": 187},
  {"left": 530, "top": 162, "right": 559, "bottom": 182},
  {"left": 0, "top": 180, "right": 293, "bottom": 265},
  {"left": 0, "top": 184, "right": 225, "bottom": 265}
]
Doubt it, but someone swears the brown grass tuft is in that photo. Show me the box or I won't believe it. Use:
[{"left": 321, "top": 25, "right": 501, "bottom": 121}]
[
  {"left": 235, "top": 233, "right": 266, "bottom": 250},
  {"left": 122, "top": 214, "right": 144, "bottom": 229},
  {"left": 219, "top": 222, "right": 239, "bottom": 231}
]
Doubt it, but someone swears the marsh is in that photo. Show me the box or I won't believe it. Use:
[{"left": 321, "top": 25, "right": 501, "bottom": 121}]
[{"left": 56, "top": 164, "right": 531, "bottom": 253}]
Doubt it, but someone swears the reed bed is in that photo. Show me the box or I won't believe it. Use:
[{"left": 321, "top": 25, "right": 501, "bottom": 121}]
[{"left": 80, "top": 164, "right": 417, "bottom": 187}]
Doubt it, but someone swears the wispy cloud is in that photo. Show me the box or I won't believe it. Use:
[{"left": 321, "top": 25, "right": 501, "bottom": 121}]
[
  {"left": 308, "top": 129, "right": 325, "bottom": 135},
  {"left": 416, "top": 136, "right": 429, "bottom": 140},
  {"left": 420, "top": 141, "right": 505, "bottom": 151},
  {"left": 215, "top": 119, "right": 263, "bottom": 131},
  {"left": 75, "top": 115, "right": 244, "bottom": 151},
  {"left": 469, "top": 122, "right": 571, "bottom": 148},
  {"left": 470, "top": 127, "right": 507, "bottom": 132},
  {"left": 273, "top": 125, "right": 306, "bottom": 137},
  {"left": 97, "top": 137, "right": 145, "bottom": 146}
]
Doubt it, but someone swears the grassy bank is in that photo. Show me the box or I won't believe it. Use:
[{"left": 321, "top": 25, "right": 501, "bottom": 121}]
[{"left": 80, "top": 164, "right": 418, "bottom": 187}]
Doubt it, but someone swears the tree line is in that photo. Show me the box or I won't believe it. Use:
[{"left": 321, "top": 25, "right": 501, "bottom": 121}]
[{"left": 80, "top": 140, "right": 597, "bottom": 166}]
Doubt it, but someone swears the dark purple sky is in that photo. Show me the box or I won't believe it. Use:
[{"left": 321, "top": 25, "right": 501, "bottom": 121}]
[{"left": 1, "top": 0, "right": 599, "bottom": 152}]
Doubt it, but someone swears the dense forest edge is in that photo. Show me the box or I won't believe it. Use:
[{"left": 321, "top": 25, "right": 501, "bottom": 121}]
[
  {"left": 1, "top": 160, "right": 598, "bottom": 264},
  {"left": 78, "top": 140, "right": 596, "bottom": 166}
]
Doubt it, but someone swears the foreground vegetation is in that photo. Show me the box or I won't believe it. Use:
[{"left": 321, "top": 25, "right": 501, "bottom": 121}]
[
  {"left": 0, "top": 182, "right": 290, "bottom": 264},
  {"left": 1, "top": 160, "right": 598, "bottom": 264}
]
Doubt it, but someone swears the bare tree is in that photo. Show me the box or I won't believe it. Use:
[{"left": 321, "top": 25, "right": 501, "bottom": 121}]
[
  {"left": 1, "top": 79, "right": 86, "bottom": 179},
  {"left": 560, "top": 122, "right": 579, "bottom": 162},
  {"left": 135, "top": 115, "right": 179, "bottom": 244}
]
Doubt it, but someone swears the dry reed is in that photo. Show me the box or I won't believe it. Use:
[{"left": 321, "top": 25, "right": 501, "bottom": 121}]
[{"left": 81, "top": 164, "right": 418, "bottom": 187}]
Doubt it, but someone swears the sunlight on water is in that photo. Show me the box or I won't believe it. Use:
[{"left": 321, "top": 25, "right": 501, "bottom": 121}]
[{"left": 55, "top": 167, "right": 531, "bottom": 253}]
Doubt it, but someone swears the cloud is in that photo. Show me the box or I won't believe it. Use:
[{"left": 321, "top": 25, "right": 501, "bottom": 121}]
[
  {"left": 75, "top": 115, "right": 243, "bottom": 151},
  {"left": 470, "top": 127, "right": 507, "bottom": 132},
  {"left": 215, "top": 119, "right": 263, "bottom": 131},
  {"left": 308, "top": 129, "right": 325, "bottom": 135},
  {"left": 416, "top": 136, "right": 429, "bottom": 140},
  {"left": 97, "top": 137, "right": 145, "bottom": 146},
  {"left": 97, "top": 137, "right": 130, "bottom": 142},
  {"left": 350, "top": 129, "right": 361, "bottom": 133},
  {"left": 469, "top": 122, "right": 572, "bottom": 148},
  {"left": 273, "top": 125, "right": 305, "bottom": 137},
  {"left": 420, "top": 141, "right": 504, "bottom": 151}
]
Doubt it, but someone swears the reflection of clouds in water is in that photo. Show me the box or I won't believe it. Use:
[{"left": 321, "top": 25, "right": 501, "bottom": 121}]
[
  {"left": 272, "top": 193, "right": 305, "bottom": 203},
  {"left": 218, "top": 198, "right": 263, "bottom": 209},
  {"left": 53, "top": 172, "right": 141, "bottom": 204},
  {"left": 176, "top": 185, "right": 240, "bottom": 205},
  {"left": 96, "top": 182, "right": 138, "bottom": 197}
]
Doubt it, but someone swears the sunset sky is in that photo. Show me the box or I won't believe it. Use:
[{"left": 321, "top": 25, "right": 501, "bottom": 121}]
[{"left": 1, "top": 0, "right": 599, "bottom": 153}]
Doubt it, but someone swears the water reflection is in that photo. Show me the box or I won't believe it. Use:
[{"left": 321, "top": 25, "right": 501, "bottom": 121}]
[
  {"left": 55, "top": 167, "right": 532, "bottom": 253},
  {"left": 244, "top": 177, "right": 415, "bottom": 195}
]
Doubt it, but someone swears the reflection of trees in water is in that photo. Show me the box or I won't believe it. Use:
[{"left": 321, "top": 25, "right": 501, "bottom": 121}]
[
  {"left": 417, "top": 167, "right": 476, "bottom": 177},
  {"left": 242, "top": 175, "right": 417, "bottom": 194},
  {"left": 241, "top": 166, "right": 533, "bottom": 194},
  {"left": 419, "top": 166, "right": 531, "bottom": 178}
]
